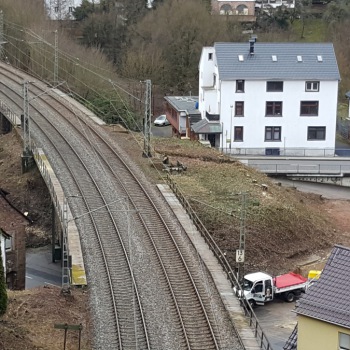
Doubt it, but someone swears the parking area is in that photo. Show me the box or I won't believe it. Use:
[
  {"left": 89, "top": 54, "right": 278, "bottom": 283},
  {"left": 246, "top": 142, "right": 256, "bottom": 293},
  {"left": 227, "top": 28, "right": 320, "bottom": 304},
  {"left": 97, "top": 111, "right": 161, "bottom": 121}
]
[
  {"left": 151, "top": 124, "right": 172, "bottom": 138},
  {"left": 254, "top": 299, "right": 297, "bottom": 350}
]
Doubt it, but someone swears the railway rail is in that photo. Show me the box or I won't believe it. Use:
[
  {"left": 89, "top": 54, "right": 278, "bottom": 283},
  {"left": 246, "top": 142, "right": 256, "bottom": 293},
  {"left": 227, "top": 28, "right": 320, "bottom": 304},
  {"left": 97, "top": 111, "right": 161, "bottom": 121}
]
[{"left": 0, "top": 63, "right": 243, "bottom": 349}]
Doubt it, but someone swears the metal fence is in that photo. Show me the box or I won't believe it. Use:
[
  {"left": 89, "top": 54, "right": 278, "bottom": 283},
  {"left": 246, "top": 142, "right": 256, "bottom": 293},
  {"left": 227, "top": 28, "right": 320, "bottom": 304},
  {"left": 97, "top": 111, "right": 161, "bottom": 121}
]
[
  {"left": 337, "top": 119, "right": 350, "bottom": 140},
  {"left": 249, "top": 162, "right": 350, "bottom": 175},
  {"left": 221, "top": 146, "right": 336, "bottom": 157},
  {"left": 166, "top": 175, "right": 273, "bottom": 350}
]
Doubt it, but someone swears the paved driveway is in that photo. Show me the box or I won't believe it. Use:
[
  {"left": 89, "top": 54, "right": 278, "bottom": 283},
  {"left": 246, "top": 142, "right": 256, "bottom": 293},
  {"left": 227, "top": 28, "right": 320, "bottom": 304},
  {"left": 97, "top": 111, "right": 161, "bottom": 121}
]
[
  {"left": 254, "top": 299, "right": 297, "bottom": 350},
  {"left": 26, "top": 245, "right": 61, "bottom": 289}
]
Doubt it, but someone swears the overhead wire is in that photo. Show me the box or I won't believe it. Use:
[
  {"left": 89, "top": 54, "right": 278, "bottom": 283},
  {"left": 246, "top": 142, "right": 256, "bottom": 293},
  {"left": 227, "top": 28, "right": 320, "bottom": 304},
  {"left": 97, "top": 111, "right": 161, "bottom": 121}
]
[{"left": 3, "top": 19, "right": 170, "bottom": 181}]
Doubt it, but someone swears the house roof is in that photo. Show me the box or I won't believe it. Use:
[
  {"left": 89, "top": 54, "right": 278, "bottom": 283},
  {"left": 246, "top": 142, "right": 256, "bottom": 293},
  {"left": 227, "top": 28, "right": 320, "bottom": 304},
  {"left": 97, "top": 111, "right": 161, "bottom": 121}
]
[
  {"left": 296, "top": 245, "right": 350, "bottom": 328},
  {"left": 191, "top": 119, "right": 222, "bottom": 134},
  {"left": 0, "top": 228, "right": 11, "bottom": 239},
  {"left": 164, "top": 96, "right": 200, "bottom": 115},
  {"left": 214, "top": 42, "right": 340, "bottom": 81}
]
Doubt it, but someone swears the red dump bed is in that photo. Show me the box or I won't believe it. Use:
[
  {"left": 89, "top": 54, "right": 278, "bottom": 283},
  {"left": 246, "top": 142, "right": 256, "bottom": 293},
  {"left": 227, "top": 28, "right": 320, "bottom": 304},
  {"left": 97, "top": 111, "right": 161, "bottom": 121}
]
[{"left": 273, "top": 272, "right": 307, "bottom": 289}]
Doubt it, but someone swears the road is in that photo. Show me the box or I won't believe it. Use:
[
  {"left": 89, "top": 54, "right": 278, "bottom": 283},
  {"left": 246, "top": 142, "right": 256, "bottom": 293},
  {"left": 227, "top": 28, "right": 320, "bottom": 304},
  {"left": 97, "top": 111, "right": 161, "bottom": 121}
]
[
  {"left": 26, "top": 246, "right": 61, "bottom": 289},
  {"left": 276, "top": 178, "right": 350, "bottom": 200},
  {"left": 254, "top": 299, "right": 297, "bottom": 350},
  {"left": 151, "top": 123, "right": 172, "bottom": 138},
  {"left": 253, "top": 179, "right": 350, "bottom": 349}
]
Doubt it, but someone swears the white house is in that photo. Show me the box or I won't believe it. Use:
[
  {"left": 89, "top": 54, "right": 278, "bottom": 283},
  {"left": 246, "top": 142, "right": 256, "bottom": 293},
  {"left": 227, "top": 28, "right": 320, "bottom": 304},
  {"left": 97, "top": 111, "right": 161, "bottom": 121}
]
[
  {"left": 0, "top": 229, "right": 11, "bottom": 277},
  {"left": 45, "top": 0, "right": 100, "bottom": 20},
  {"left": 197, "top": 40, "right": 340, "bottom": 156}
]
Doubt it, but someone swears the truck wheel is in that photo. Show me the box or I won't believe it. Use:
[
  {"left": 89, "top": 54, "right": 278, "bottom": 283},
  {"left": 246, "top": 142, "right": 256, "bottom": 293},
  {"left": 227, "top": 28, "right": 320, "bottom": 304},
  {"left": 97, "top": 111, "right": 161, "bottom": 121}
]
[
  {"left": 285, "top": 292, "right": 295, "bottom": 302},
  {"left": 247, "top": 299, "right": 256, "bottom": 308}
]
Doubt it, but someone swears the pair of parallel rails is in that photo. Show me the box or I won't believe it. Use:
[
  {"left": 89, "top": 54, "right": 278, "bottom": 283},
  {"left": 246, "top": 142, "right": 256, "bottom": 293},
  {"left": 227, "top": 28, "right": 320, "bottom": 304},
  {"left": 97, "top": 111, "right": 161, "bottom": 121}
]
[{"left": 0, "top": 64, "right": 240, "bottom": 349}]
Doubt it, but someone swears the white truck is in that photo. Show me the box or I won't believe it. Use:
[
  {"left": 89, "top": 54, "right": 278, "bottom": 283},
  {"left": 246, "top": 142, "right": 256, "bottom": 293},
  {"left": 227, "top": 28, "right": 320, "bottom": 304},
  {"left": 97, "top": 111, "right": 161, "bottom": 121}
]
[{"left": 242, "top": 271, "right": 309, "bottom": 307}]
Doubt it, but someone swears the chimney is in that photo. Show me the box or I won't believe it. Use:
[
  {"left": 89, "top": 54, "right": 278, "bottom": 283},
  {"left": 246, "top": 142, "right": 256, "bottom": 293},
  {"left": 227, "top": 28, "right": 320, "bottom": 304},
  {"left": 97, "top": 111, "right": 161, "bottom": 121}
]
[{"left": 249, "top": 39, "right": 255, "bottom": 55}]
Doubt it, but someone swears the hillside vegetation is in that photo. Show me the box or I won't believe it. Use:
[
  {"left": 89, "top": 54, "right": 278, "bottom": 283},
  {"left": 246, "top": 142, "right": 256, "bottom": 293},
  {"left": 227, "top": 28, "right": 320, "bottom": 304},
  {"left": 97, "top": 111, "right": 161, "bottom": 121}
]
[{"left": 145, "top": 137, "right": 335, "bottom": 275}]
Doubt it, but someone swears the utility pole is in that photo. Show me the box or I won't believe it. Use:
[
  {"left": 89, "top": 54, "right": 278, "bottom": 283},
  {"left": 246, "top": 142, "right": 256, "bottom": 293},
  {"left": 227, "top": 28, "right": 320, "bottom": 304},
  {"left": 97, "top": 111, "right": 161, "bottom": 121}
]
[
  {"left": 21, "top": 81, "right": 33, "bottom": 173},
  {"left": 143, "top": 79, "right": 152, "bottom": 158},
  {"left": 236, "top": 192, "right": 248, "bottom": 284},
  {"left": 0, "top": 11, "right": 4, "bottom": 59},
  {"left": 54, "top": 30, "right": 58, "bottom": 85}
]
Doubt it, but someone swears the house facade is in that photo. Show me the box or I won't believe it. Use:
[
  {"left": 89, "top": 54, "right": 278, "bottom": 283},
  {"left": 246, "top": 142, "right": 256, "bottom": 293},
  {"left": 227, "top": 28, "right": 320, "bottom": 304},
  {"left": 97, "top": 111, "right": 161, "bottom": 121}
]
[
  {"left": 284, "top": 245, "right": 350, "bottom": 350},
  {"left": 0, "top": 197, "right": 27, "bottom": 290},
  {"left": 164, "top": 96, "right": 201, "bottom": 139},
  {"left": 211, "top": 0, "right": 256, "bottom": 20},
  {"left": 0, "top": 229, "right": 11, "bottom": 277},
  {"left": 45, "top": 0, "right": 99, "bottom": 20},
  {"left": 197, "top": 41, "right": 340, "bottom": 156}
]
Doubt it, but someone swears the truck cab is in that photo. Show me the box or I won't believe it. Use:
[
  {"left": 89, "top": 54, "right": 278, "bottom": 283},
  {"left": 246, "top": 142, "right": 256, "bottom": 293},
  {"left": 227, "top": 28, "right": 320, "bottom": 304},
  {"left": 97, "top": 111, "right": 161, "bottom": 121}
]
[{"left": 243, "top": 272, "right": 274, "bottom": 306}]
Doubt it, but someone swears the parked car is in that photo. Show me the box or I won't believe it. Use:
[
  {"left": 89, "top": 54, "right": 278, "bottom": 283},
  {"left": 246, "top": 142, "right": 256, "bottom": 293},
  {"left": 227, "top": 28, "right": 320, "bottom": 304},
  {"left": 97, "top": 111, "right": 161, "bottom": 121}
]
[{"left": 154, "top": 114, "right": 170, "bottom": 126}]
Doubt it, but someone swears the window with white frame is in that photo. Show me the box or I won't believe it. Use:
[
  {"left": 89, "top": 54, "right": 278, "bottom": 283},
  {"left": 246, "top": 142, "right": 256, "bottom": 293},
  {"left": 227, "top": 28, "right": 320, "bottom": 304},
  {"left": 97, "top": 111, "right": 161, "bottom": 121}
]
[
  {"left": 208, "top": 53, "right": 213, "bottom": 60},
  {"left": 5, "top": 236, "right": 12, "bottom": 251},
  {"left": 265, "top": 126, "right": 281, "bottom": 141},
  {"left": 69, "top": 7, "right": 73, "bottom": 12},
  {"left": 54, "top": 6, "right": 59, "bottom": 12},
  {"left": 339, "top": 333, "right": 350, "bottom": 350},
  {"left": 305, "top": 81, "right": 319, "bottom": 92}
]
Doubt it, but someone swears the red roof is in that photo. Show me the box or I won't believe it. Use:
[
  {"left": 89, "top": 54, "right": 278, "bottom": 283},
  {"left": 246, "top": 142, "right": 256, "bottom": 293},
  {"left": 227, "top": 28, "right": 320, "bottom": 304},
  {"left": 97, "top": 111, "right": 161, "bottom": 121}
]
[{"left": 274, "top": 272, "right": 307, "bottom": 289}]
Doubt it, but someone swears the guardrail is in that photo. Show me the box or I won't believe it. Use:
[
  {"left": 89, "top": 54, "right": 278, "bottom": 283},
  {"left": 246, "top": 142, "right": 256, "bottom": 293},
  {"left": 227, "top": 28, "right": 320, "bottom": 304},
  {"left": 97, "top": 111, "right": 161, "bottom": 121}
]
[
  {"left": 221, "top": 147, "right": 336, "bottom": 157},
  {"left": 166, "top": 175, "right": 273, "bottom": 350},
  {"left": 0, "top": 99, "right": 21, "bottom": 126},
  {"left": 249, "top": 163, "right": 350, "bottom": 175}
]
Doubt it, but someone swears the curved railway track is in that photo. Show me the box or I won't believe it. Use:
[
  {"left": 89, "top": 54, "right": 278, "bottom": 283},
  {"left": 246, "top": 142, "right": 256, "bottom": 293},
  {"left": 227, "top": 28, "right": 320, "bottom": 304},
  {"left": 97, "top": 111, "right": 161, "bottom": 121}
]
[{"left": 0, "top": 63, "right": 243, "bottom": 350}]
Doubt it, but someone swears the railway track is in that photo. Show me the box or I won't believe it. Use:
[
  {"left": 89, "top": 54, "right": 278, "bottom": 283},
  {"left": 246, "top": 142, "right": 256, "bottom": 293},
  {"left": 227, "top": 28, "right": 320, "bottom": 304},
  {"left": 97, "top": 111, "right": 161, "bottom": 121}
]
[{"left": 0, "top": 63, "right": 243, "bottom": 350}]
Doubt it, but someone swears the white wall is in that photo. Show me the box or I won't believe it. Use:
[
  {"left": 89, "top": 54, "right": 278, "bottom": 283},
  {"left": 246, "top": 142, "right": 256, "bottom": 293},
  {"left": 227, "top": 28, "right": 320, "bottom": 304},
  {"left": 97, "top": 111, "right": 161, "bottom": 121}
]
[
  {"left": 217, "top": 79, "right": 338, "bottom": 154},
  {"left": 0, "top": 235, "right": 5, "bottom": 276},
  {"left": 45, "top": 0, "right": 97, "bottom": 20}
]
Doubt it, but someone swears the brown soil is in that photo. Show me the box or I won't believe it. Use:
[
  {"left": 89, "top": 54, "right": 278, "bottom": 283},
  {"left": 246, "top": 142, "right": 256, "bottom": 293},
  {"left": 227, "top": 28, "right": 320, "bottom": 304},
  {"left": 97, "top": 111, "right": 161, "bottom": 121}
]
[
  {"left": 0, "top": 287, "right": 92, "bottom": 350},
  {"left": 1, "top": 126, "right": 350, "bottom": 348}
]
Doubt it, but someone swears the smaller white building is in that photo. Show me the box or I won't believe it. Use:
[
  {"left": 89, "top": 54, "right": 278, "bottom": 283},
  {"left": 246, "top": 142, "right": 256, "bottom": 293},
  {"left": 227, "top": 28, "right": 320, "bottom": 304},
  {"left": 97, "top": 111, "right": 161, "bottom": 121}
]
[
  {"left": 45, "top": 0, "right": 99, "bottom": 20},
  {"left": 0, "top": 229, "right": 11, "bottom": 277},
  {"left": 197, "top": 41, "right": 340, "bottom": 156}
]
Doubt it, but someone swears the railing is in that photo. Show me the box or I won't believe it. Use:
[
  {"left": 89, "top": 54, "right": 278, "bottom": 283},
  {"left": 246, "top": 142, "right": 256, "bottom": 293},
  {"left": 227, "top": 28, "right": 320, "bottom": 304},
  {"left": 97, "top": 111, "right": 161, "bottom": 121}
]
[
  {"left": 0, "top": 99, "right": 21, "bottom": 127},
  {"left": 166, "top": 175, "right": 273, "bottom": 350},
  {"left": 249, "top": 162, "right": 350, "bottom": 175},
  {"left": 221, "top": 146, "right": 337, "bottom": 157}
]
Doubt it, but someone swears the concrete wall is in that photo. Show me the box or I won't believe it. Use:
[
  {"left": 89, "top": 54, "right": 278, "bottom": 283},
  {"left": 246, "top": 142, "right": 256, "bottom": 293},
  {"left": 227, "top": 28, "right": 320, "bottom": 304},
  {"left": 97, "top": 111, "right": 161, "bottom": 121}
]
[{"left": 298, "top": 315, "right": 350, "bottom": 350}]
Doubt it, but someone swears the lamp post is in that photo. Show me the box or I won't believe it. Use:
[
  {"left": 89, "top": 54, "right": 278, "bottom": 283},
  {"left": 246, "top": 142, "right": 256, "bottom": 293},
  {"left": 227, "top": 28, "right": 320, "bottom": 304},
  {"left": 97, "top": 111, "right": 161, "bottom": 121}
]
[{"left": 230, "top": 105, "right": 233, "bottom": 152}]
